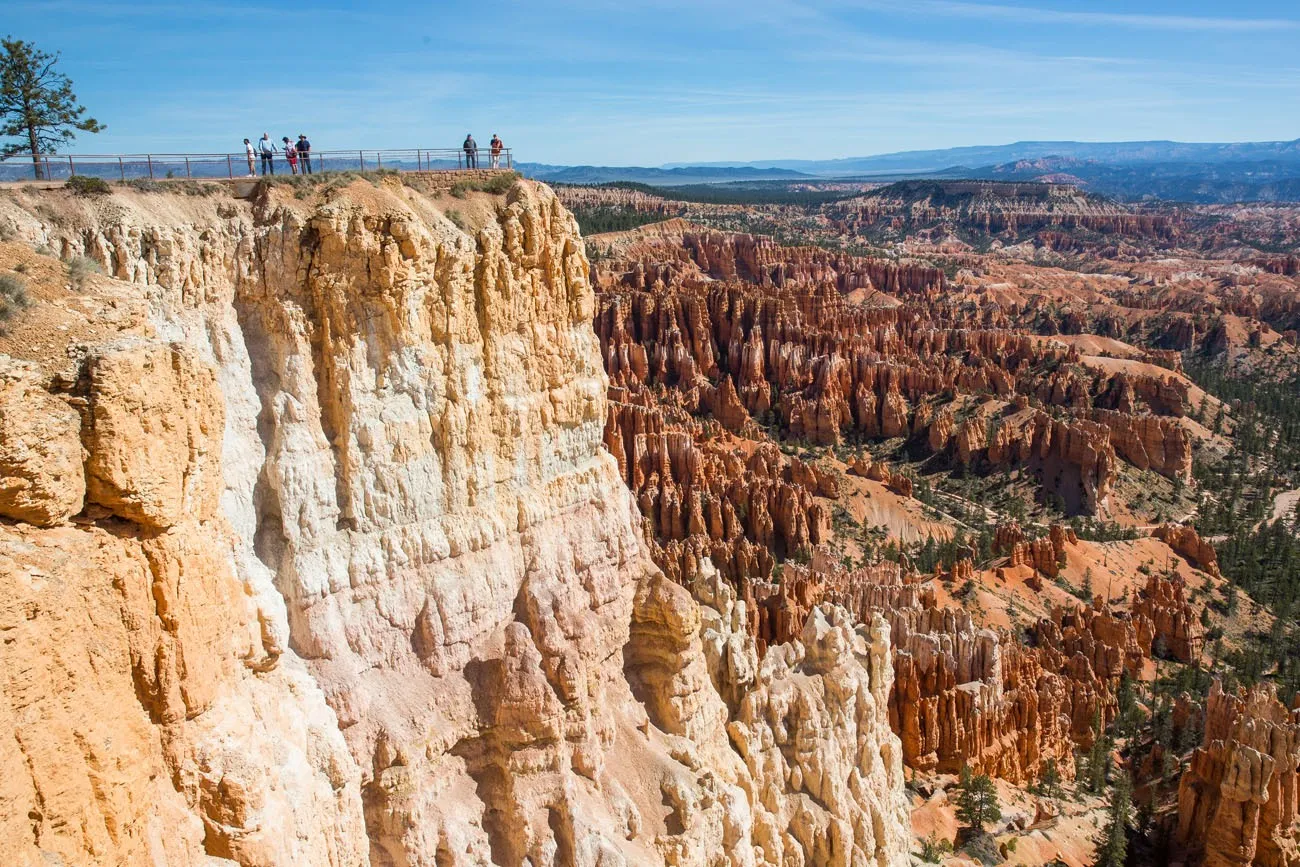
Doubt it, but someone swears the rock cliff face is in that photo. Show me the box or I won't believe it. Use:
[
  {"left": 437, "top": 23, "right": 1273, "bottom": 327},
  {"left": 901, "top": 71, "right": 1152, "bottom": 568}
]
[
  {"left": 1177, "top": 683, "right": 1300, "bottom": 867},
  {"left": 0, "top": 180, "right": 911, "bottom": 866},
  {"left": 0, "top": 343, "right": 368, "bottom": 867}
]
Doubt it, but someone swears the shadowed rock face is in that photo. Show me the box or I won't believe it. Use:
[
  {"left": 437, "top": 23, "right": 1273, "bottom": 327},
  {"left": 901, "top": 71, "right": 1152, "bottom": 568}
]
[
  {"left": 1177, "top": 683, "right": 1300, "bottom": 867},
  {"left": 0, "top": 180, "right": 912, "bottom": 867}
]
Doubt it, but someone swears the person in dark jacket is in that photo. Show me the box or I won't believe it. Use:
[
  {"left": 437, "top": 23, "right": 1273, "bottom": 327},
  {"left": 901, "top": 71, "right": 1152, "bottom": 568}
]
[
  {"left": 463, "top": 134, "right": 477, "bottom": 169},
  {"left": 297, "top": 135, "right": 313, "bottom": 174}
]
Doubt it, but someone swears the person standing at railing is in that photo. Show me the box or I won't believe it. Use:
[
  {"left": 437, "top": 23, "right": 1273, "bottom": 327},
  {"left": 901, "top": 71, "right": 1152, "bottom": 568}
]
[
  {"left": 463, "top": 133, "right": 478, "bottom": 169},
  {"left": 297, "top": 135, "right": 312, "bottom": 174},
  {"left": 258, "top": 133, "right": 277, "bottom": 175},
  {"left": 282, "top": 137, "right": 298, "bottom": 174},
  {"left": 490, "top": 134, "right": 503, "bottom": 169},
  {"left": 244, "top": 138, "right": 256, "bottom": 177}
]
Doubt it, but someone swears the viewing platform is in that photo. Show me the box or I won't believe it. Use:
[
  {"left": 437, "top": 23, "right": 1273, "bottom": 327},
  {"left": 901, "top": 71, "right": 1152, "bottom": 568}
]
[{"left": 0, "top": 147, "right": 514, "bottom": 185}]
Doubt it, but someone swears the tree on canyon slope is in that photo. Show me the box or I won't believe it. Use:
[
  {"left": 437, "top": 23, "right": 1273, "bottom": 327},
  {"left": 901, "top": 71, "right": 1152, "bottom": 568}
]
[
  {"left": 954, "top": 767, "right": 1002, "bottom": 835},
  {"left": 1094, "top": 770, "right": 1134, "bottom": 867},
  {"left": 1, "top": 37, "right": 104, "bottom": 179}
]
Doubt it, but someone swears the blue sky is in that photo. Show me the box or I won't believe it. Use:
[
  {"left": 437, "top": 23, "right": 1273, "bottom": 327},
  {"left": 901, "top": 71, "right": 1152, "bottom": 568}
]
[{"left": 6, "top": 0, "right": 1300, "bottom": 165}]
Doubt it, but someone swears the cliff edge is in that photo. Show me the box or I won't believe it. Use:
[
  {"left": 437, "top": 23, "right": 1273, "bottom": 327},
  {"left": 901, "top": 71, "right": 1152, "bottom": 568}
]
[{"left": 0, "top": 177, "right": 910, "bottom": 867}]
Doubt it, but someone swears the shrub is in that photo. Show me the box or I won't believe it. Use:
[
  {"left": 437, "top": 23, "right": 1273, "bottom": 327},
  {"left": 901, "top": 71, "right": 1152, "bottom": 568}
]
[
  {"left": 65, "top": 175, "right": 112, "bottom": 196},
  {"left": 0, "top": 273, "right": 31, "bottom": 329},
  {"left": 123, "top": 178, "right": 164, "bottom": 193},
  {"left": 65, "top": 255, "right": 100, "bottom": 291},
  {"left": 918, "top": 834, "right": 953, "bottom": 863},
  {"left": 450, "top": 171, "right": 520, "bottom": 198},
  {"left": 445, "top": 209, "right": 467, "bottom": 231}
]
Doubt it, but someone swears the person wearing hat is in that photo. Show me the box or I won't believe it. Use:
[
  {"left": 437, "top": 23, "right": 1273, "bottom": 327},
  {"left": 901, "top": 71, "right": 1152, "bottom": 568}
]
[{"left": 296, "top": 135, "right": 313, "bottom": 174}]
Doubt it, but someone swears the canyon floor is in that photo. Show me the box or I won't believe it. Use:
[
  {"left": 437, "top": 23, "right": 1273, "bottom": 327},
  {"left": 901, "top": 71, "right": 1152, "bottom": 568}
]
[{"left": 0, "top": 173, "right": 1298, "bottom": 866}]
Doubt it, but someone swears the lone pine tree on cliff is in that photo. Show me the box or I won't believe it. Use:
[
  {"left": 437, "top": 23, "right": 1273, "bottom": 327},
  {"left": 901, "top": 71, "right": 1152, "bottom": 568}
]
[{"left": 1, "top": 37, "right": 104, "bottom": 179}]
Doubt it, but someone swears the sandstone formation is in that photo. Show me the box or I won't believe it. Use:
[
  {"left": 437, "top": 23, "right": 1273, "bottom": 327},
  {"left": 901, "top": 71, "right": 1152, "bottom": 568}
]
[
  {"left": 0, "top": 357, "right": 84, "bottom": 525},
  {"left": 0, "top": 340, "right": 367, "bottom": 867},
  {"left": 1177, "top": 682, "right": 1300, "bottom": 867},
  {"left": 0, "top": 180, "right": 912, "bottom": 867},
  {"left": 827, "top": 180, "right": 1181, "bottom": 243},
  {"left": 1154, "top": 523, "right": 1223, "bottom": 578},
  {"left": 590, "top": 230, "right": 1195, "bottom": 520}
]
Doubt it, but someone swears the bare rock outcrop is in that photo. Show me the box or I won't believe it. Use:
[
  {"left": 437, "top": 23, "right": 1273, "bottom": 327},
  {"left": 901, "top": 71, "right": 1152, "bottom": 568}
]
[
  {"left": 1177, "top": 682, "right": 1300, "bottom": 867},
  {"left": 1134, "top": 571, "right": 1205, "bottom": 663},
  {"left": 1154, "top": 523, "right": 1223, "bottom": 578},
  {"left": 0, "top": 338, "right": 366, "bottom": 867},
  {"left": 0, "top": 357, "right": 84, "bottom": 525}
]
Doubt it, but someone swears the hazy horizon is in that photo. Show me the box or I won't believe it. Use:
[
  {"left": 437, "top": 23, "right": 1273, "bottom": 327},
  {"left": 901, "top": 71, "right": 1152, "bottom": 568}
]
[{"left": 7, "top": 0, "right": 1300, "bottom": 165}]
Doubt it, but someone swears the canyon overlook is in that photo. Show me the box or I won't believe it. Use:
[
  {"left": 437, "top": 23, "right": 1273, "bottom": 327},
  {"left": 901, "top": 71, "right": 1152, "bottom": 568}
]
[
  {"left": 0, "top": 172, "right": 1298, "bottom": 867},
  {"left": 0, "top": 179, "right": 911, "bottom": 867}
]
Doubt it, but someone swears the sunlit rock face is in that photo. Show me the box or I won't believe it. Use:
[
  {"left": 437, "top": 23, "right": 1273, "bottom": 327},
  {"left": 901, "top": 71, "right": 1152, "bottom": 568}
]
[
  {"left": 1177, "top": 682, "right": 1300, "bottom": 867},
  {"left": 0, "top": 179, "right": 912, "bottom": 867}
]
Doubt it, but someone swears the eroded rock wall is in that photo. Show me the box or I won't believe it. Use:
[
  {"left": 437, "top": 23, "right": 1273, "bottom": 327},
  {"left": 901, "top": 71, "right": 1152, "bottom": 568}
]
[
  {"left": 0, "top": 180, "right": 911, "bottom": 867},
  {"left": 1177, "top": 683, "right": 1300, "bottom": 867}
]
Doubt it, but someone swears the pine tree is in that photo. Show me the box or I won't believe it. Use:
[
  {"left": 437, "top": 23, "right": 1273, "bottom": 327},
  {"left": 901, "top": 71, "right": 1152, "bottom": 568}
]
[
  {"left": 1033, "top": 757, "right": 1064, "bottom": 799},
  {"left": 1095, "top": 770, "right": 1133, "bottom": 867},
  {"left": 1, "top": 38, "right": 104, "bottom": 179},
  {"left": 1079, "top": 708, "right": 1111, "bottom": 794},
  {"left": 954, "top": 766, "right": 1002, "bottom": 835}
]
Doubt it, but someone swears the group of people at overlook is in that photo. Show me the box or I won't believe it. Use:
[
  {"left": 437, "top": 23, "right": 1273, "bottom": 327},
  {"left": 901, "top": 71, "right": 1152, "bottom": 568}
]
[
  {"left": 242, "top": 133, "right": 312, "bottom": 176},
  {"left": 236, "top": 132, "right": 505, "bottom": 176}
]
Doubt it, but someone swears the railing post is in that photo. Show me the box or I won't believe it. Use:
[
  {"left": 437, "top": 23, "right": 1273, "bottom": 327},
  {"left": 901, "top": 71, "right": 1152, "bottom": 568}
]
[
  {"left": 359, "top": 150, "right": 364, "bottom": 171},
  {"left": 377, "top": 152, "right": 382, "bottom": 169},
  {"left": 147, "top": 155, "right": 154, "bottom": 180},
  {"left": 119, "top": 156, "right": 125, "bottom": 181},
  {"left": 185, "top": 157, "right": 191, "bottom": 179},
  {"left": 68, "top": 154, "right": 75, "bottom": 177},
  {"left": 227, "top": 154, "right": 233, "bottom": 179}
]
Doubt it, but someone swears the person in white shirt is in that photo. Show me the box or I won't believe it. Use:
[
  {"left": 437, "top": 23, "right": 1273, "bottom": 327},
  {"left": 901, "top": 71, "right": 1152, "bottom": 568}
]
[
  {"left": 258, "top": 133, "right": 277, "bottom": 175},
  {"left": 243, "top": 138, "right": 255, "bottom": 177}
]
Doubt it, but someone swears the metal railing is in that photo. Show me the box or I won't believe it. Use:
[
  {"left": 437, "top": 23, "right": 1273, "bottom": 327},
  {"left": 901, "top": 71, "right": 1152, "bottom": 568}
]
[{"left": 0, "top": 147, "right": 514, "bottom": 182}]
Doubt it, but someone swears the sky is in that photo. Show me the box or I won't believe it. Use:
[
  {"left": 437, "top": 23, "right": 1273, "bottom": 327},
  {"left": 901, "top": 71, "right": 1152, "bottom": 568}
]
[{"left": 6, "top": 0, "right": 1300, "bottom": 165}]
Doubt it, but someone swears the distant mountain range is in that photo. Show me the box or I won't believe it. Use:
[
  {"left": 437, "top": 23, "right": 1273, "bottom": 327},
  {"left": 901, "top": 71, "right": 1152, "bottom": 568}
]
[
  {"left": 662, "top": 139, "right": 1300, "bottom": 176},
  {"left": 519, "top": 164, "right": 811, "bottom": 185},
  {"left": 523, "top": 139, "right": 1300, "bottom": 203}
]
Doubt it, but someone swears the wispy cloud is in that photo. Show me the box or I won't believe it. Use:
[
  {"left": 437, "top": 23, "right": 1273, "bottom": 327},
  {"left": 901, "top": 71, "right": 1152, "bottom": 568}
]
[{"left": 847, "top": 0, "right": 1300, "bottom": 32}]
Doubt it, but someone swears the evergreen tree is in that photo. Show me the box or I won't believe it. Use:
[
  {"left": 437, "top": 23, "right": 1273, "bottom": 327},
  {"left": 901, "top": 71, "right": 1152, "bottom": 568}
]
[
  {"left": 1079, "top": 709, "right": 1111, "bottom": 794},
  {"left": 1, "top": 38, "right": 104, "bottom": 179},
  {"left": 1033, "top": 758, "right": 1064, "bottom": 799},
  {"left": 1095, "top": 770, "right": 1133, "bottom": 867},
  {"left": 954, "top": 767, "right": 1002, "bottom": 835}
]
